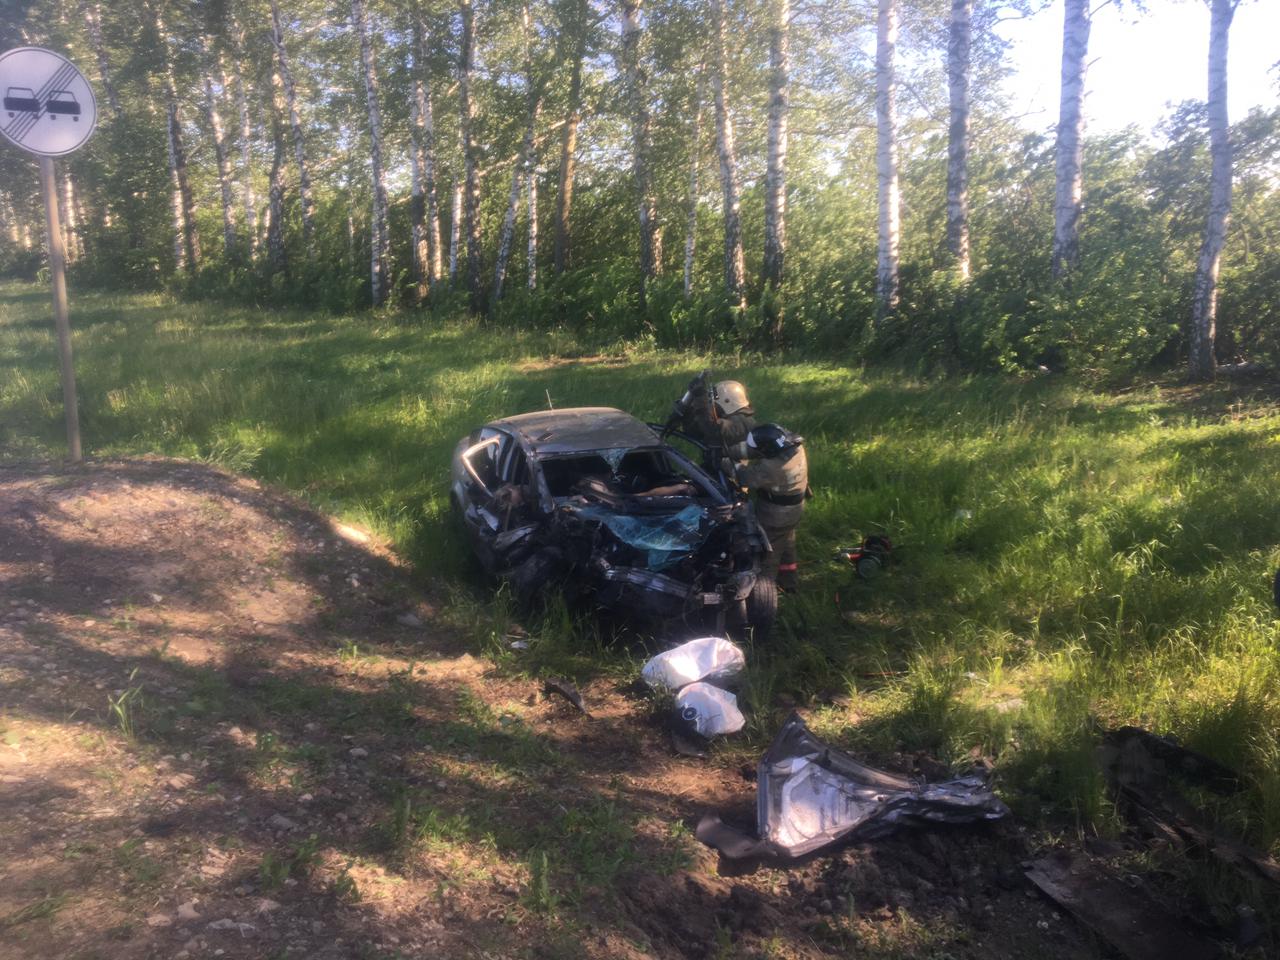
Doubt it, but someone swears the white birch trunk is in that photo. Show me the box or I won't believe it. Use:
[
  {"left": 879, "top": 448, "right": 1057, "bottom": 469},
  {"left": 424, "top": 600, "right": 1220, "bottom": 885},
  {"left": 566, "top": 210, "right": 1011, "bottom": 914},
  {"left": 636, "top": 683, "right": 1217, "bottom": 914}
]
[
  {"left": 527, "top": 163, "right": 538, "bottom": 290},
  {"left": 875, "top": 0, "right": 900, "bottom": 316},
  {"left": 202, "top": 50, "right": 239, "bottom": 258},
  {"left": 155, "top": 8, "right": 200, "bottom": 275},
  {"left": 622, "top": 0, "right": 661, "bottom": 306},
  {"left": 410, "top": 86, "right": 428, "bottom": 298},
  {"left": 353, "top": 0, "right": 390, "bottom": 306},
  {"left": 1052, "top": 0, "right": 1090, "bottom": 280},
  {"left": 419, "top": 15, "right": 443, "bottom": 285},
  {"left": 267, "top": 111, "right": 288, "bottom": 274},
  {"left": 2, "top": 193, "right": 20, "bottom": 245},
  {"left": 946, "top": 0, "right": 971, "bottom": 280},
  {"left": 82, "top": 1, "right": 120, "bottom": 118},
  {"left": 230, "top": 33, "right": 259, "bottom": 254},
  {"left": 459, "top": 0, "right": 484, "bottom": 311},
  {"left": 494, "top": 2, "right": 541, "bottom": 305},
  {"left": 762, "top": 0, "right": 789, "bottom": 292},
  {"left": 270, "top": 0, "right": 315, "bottom": 248},
  {"left": 492, "top": 166, "right": 523, "bottom": 305},
  {"left": 449, "top": 179, "right": 461, "bottom": 282},
  {"left": 553, "top": 0, "right": 587, "bottom": 275},
  {"left": 710, "top": 0, "right": 746, "bottom": 312},
  {"left": 684, "top": 69, "right": 704, "bottom": 301},
  {"left": 1189, "top": 0, "right": 1237, "bottom": 381},
  {"left": 59, "top": 164, "right": 78, "bottom": 262},
  {"left": 411, "top": 7, "right": 441, "bottom": 295}
]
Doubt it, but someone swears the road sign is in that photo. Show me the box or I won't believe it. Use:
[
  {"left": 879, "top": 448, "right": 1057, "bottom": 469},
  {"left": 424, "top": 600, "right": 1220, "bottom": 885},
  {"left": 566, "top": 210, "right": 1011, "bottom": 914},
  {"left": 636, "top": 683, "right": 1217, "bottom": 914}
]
[
  {"left": 0, "top": 47, "right": 96, "bottom": 462},
  {"left": 0, "top": 47, "right": 97, "bottom": 157}
]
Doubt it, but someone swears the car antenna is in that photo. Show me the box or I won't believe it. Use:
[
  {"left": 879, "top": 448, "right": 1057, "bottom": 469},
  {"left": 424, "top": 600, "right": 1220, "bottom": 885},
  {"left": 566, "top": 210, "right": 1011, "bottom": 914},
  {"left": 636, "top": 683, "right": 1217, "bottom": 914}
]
[{"left": 545, "top": 389, "right": 555, "bottom": 410}]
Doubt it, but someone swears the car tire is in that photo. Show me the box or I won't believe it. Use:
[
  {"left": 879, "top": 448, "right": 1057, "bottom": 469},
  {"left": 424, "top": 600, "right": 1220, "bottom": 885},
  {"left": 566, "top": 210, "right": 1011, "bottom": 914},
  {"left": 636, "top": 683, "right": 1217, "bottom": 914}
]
[
  {"left": 747, "top": 576, "right": 779, "bottom": 642},
  {"left": 512, "top": 548, "right": 563, "bottom": 610}
]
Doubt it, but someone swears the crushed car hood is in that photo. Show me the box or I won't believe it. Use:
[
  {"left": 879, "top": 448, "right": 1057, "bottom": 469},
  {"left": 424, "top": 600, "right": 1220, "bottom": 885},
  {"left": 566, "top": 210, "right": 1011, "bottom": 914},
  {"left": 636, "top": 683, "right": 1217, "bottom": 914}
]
[{"left": 697, "top": 713, "right": 1010, "bottom": 860}]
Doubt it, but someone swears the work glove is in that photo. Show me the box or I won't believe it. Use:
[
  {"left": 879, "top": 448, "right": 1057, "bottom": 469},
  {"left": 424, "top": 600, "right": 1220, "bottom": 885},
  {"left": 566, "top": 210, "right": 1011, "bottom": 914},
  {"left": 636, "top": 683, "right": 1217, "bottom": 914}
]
[{"left": 686, "top": 370, "right": 710, "bottom": 398}]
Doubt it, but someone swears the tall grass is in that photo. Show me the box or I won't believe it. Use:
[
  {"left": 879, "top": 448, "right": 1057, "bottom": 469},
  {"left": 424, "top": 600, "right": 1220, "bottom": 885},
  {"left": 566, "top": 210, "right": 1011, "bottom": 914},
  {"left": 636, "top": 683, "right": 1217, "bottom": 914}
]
[{"left": 3, "top": 280, "right": 1279, "bottom": 872}]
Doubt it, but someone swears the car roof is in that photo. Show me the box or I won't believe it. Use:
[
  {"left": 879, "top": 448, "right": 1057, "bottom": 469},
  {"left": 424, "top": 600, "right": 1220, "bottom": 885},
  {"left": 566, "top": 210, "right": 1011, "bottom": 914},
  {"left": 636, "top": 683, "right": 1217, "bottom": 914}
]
[{"left": 492, "top": 407, "right": 660, "bottom": 454}]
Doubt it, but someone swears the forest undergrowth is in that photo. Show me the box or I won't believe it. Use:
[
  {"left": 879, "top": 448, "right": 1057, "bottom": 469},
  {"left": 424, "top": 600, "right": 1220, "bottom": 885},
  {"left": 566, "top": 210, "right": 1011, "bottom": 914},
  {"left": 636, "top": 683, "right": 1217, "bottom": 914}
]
[{"left": 4, "top": 281, "right": 1280, "bottom": 930}]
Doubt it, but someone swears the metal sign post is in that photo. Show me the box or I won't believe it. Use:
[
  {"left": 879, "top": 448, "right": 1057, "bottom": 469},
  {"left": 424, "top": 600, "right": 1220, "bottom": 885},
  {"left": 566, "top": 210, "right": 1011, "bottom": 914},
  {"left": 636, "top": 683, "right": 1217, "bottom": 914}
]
[
  {"left": 0, "top": 46, "right": 98, "bottom": 463},
  {"left": 37, "top": 153, "right": 81, "bottom": 459}
]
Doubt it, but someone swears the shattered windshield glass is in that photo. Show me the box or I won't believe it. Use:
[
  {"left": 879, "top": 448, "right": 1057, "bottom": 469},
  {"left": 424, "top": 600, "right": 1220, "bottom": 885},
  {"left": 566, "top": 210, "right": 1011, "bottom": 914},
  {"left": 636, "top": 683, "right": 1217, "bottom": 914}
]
[{"left": 570, "top": 503, "right": 707, "bottom": 570}]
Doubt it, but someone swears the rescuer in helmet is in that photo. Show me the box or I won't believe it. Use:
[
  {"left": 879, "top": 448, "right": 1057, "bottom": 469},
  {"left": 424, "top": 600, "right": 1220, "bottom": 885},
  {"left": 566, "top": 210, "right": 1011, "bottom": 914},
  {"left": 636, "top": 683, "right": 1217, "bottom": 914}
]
[
  {"left": 729, "top": 423, "right": 809, "bottom": 592},
  {"left": 665, "top": 371, "right": 757, "bottom": 450}
]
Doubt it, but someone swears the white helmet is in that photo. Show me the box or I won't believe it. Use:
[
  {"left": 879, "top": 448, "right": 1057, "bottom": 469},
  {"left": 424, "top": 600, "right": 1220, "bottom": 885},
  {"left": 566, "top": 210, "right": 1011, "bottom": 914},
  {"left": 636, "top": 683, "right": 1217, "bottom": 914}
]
[{"left": 713, "top": 380, "right": 751, "bottom": 417}]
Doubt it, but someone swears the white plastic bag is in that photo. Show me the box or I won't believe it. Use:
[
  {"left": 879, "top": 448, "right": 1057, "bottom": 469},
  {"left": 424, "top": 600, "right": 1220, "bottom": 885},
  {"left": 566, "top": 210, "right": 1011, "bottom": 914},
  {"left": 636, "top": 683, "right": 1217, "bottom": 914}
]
[
  {"left": 675, "top": 682, "right": 745, "bottom": 737},
  {"left": 641, "top": 636, "right": 746, "bottom": 692}
]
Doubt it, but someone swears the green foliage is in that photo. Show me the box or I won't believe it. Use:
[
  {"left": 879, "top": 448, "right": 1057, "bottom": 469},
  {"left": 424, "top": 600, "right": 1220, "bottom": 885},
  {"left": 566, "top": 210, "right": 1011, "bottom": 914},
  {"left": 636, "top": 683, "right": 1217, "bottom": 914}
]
[
  {"left": 2, "top": 1, "right": 1274, "bottom": 372},
  {"left": 259, "top": 834, "right": 322, "bottom": 893},
  {"left": 106, "top": 668, "right": 144, "bottom": 742},
  {"left": 4, "top": 283, "right": 1280, "bottom": 917}
]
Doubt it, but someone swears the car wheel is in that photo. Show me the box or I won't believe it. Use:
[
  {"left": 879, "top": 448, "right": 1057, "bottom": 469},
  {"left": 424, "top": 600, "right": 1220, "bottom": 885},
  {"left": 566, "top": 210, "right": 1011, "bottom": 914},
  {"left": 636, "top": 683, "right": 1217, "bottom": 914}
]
[
  {"left": 512, "top": 548, "right": 563, "bottom": 610},
  {"left": 747, "top": 576, "right": 779, "bottom": 642}
]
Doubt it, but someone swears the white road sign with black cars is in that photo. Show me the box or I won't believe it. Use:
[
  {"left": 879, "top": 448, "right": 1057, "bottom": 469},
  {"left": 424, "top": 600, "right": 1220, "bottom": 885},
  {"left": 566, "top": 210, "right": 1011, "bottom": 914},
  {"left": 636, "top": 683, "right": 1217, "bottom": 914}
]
[{"left": 0, "top": 46, "right": 97, "bottom": 157}]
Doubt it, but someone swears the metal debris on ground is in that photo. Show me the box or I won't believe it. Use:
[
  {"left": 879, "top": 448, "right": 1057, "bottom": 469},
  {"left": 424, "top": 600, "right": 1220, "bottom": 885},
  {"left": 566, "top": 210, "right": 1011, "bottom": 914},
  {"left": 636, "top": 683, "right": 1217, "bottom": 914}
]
[
  {"left": 542, "top": 677, "right": 591, "bottom": 717},
  {"left": 697, "top": 713, "right": 1009, "bottom": 860}
]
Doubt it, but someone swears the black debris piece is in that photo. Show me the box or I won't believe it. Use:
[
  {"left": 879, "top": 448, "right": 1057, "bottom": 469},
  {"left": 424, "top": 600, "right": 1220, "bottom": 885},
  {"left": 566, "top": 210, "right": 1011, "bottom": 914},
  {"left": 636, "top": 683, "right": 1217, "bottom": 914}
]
[
  {"left": 1025, "top": 853, "right": 1224, "bottom": 960},
  {"left": 542, "top": 677, "right": 591, "bottom": 717}
]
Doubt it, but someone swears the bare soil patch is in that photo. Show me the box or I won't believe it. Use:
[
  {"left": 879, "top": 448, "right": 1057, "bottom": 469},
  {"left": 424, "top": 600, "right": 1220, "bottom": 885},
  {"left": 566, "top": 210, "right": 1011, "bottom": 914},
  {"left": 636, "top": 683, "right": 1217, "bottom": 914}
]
[{"left": 0, "top": 459, "right": 1096, "bottom": 959}]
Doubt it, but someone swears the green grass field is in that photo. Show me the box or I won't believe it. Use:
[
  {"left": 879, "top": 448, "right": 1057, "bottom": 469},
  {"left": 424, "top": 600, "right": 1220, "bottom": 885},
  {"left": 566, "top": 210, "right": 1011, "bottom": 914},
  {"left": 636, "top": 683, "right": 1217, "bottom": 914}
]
[{"left": 4, "top": 281, "right": 1280, "bottom": 923}]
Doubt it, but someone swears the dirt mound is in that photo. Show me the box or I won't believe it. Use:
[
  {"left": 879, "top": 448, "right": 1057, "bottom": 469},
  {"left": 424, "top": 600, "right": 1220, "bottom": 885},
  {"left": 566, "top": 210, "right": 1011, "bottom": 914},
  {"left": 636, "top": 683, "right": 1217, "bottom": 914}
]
[{"left": 0, "top": 459, "right": 1093, "bottom": 959}]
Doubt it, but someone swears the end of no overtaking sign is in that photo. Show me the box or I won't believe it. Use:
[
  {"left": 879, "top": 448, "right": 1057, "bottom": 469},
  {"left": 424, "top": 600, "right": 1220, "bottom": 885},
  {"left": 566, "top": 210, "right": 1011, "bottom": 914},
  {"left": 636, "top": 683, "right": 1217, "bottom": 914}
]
[
  {"left": 1, "top": 46, "right": 97, "bottom": 462},
  {"left": 0, "top": 47, "right": 97, "bottom": 157}
]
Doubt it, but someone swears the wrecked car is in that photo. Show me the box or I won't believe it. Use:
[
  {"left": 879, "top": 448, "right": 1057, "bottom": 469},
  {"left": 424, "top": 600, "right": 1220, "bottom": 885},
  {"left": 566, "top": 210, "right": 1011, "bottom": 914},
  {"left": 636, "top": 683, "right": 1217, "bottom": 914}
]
[{"left": 450, "top": 407, "right": 776, "bottom": 638}]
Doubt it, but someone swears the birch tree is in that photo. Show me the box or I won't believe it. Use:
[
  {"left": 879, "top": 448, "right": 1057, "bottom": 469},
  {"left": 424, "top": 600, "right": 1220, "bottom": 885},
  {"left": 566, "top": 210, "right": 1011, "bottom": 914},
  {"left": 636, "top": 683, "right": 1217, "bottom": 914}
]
[
  {"left": 527, "top": 154, "right": 539, "bottom": 290},
  {"left": 1052, "top": 0, "right": 1090, "bottom": 279},
  {"left": 449, "top": 179, "right": 462, "bottom": 282},
  {"left": 622, "top": 0, "right": 661, "bottom": 307},
  {"left": 352, "top": 0, "right": 390, "bottom": 306},
  {"left": 875, "top": 0, "right": 900, "bottom": 316},
  {"left": 684, "top": 68, "right": 705, "bottom": 301},
  {"left": 459, "top": 0, "right": 484, "bottom": 312},
  {"left": 270, "top": 0, "right": 315, "bottom": 248},
  {"left": 200, "top": 42, "right": 239, "bottom": 258},
  {"left": 230, "top": 21, "right": 258, "bottom": 254},
  {"left": 493, "top": 1, "right": 541, "bottom": 305},
  {"left": 1189, "top": 0, "right": 1240, "bottom": 381},
  {"left": 710, "top": 0, "right": 746, "bottom": 313},
  {"left": 59, "top": 168, "right": 79, "bottom": 262},
  {"left": 946, "top": 0, "right": 971, "bottom": 280},
  {"left": 761, "top": 0, "right": 790, "bottom": 295},
  {"left": 552, "top": 0, "right": 589, "bottom": 275},
  {"left": 266, "top": 100, "right": 288, "bottom": 275},
  {"left": 152, "top": 5, "right": 200, "bottom": 275},
  {"left": 410, "top": 7, "right": 443, "bottom": 298},
  {"left": 80, "top": 0, "right": 120, "bottom": 118}
]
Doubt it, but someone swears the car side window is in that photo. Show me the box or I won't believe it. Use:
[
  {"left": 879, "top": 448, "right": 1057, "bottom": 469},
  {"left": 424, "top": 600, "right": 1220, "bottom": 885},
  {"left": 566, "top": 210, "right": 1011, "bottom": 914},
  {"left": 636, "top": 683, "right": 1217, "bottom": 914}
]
[
  {"left": 472, "top": 428, "right": 509, "bottom": 491},
  {"left": 506, "top": 446, "right": 530, "bottom": 487}
]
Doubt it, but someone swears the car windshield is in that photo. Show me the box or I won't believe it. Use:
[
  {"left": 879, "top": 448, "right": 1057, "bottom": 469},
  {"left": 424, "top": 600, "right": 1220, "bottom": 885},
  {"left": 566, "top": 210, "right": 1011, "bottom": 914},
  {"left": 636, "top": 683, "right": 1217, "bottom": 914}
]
[{"left": 539, "top": 445, "right": 721, "bottom": 502}]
